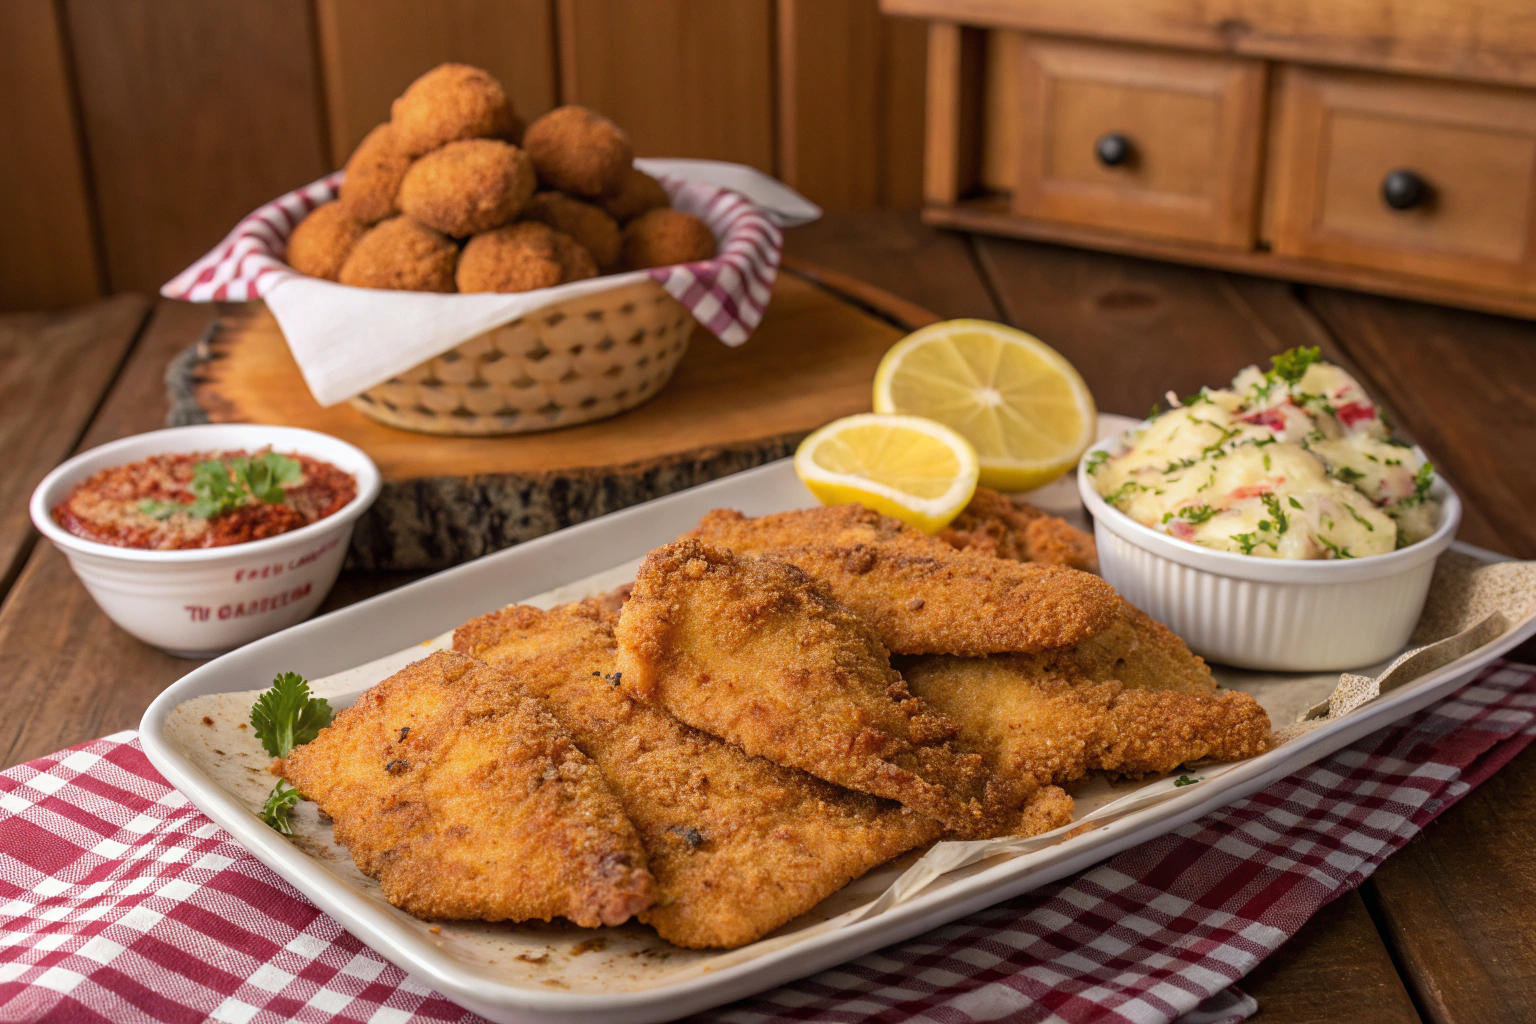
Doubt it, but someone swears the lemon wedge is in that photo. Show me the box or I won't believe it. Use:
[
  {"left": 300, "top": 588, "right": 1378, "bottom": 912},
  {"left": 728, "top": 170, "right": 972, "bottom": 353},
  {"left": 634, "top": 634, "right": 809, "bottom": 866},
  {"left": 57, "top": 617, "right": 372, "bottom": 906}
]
[
  {"left": 794, "top": 413, "right": 979, "bottom": 533},
  {"left": 873, "top": 319, "right": 1097, "bottom": 492}
]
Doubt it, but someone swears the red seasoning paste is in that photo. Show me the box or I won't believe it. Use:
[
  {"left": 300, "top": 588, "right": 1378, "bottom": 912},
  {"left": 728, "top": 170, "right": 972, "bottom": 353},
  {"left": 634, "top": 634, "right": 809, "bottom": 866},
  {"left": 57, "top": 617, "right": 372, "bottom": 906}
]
[{"left": 53, "top": 450, "right": 356, "bottom": 550}]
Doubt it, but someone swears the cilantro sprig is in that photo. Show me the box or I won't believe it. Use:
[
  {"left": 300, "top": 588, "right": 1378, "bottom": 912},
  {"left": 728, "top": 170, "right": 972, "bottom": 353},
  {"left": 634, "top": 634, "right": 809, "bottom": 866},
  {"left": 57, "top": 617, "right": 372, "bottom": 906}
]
[
  {"left": 1270, "top": 346, "right": 1321, "bottom": 385},
  {"left": 251, "top": 672, "right": 332, "bottom": 833},
  {"left": 137, "top": 452, "right": 302, "bottom": 522}
]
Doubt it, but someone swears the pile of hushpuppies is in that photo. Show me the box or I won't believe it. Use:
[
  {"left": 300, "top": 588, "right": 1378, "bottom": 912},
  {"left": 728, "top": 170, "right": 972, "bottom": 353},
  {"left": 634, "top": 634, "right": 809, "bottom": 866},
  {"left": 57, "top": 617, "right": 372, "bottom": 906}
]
[{"left": 286, "top": 63, "right": 717, "bottom": 293}]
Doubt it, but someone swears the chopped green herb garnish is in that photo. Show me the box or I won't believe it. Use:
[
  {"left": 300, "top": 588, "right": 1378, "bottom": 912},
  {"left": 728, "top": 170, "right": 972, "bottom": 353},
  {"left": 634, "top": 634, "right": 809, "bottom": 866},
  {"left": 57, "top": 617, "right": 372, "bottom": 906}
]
[
  {"left": 137, "top": 499, "right": 181, "bottom": 520},
  {"left": 251, "top": 672, "right": 333, "bottom": 759},
  {"left": 1333, "top": 465, "right": 1364, "bottom": 484},
  {"left": 1174, "top": 775, "right": 1200, "bottom": 787},
  {"left": 1177, "top": 504, "right": 1219, "bottom": 524},
  {"left": 1184, "top": 390, "right": 1213, "bottom": 406},
  {"left": 1263, "top": 454, "right": 1271, "bottom": 472},
  {"left": 261, "top": 781, "right": 302, "bottom": 835},
  {"left": 1104, "top": 481, "right": 1148, "bottom": 507},
  {"left": 1084, "top": 450, "right": 1110, "bottom": 475},
  {"left": 1414, "top": 462, "right": 1435, "bottom": 499},
  {"left": 1231, "top": 531, "right": 1277, "bottom": 556},
  {"left": 1162, "top": 456, "right": 1199, "bottom": 473},
  {"left": 1317, "top": 535, "right": 1353, "bottom": 559},
  {"left": 187, "top": 452, "right": 303, "bottom": 520},
  {"left": 1344, "top": 504, "right": 1376, "bottom": 531},
  {"left": 1270, "top": 346, "right": 1321, "bottom": 385},
  {"left": 251, "top": 672, "right": 333, "bottom": 835},
  {"left": 1261, "top": 494, "right": 1288, "bottom": 534},
  {"left": 1288, "top": 496, "right": 1303, "bottom": 509}
]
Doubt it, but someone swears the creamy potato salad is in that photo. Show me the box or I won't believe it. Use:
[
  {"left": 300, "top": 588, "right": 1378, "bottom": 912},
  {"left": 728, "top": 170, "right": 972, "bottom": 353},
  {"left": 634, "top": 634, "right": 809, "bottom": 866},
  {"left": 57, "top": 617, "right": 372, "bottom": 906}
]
[{"left": 1089, "top": 348, "right": 1440, "bottom": 559}]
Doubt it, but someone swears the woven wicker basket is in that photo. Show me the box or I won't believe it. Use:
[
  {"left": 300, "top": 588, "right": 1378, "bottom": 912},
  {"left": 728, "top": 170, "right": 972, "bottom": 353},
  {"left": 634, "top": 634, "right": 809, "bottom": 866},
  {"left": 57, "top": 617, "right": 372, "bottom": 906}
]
[{"left": 348, "top": 279, "right": 694, "bottom": 435}]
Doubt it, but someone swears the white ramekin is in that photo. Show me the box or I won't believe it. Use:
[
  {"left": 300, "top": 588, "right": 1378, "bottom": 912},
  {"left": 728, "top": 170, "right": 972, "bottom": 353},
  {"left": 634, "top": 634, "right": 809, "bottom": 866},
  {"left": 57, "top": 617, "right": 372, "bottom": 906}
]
[
  {"left": 1077, "top": 430, "right": 1462, "bottom": 671},
  {"left": 30, "top": 425, "right": 381, "bottom": 658}
]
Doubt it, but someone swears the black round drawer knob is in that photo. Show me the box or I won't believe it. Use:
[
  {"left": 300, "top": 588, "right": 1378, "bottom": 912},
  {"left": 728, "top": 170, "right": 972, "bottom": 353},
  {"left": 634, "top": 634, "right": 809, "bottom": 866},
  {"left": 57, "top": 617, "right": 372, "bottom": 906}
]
[
  {"left": 1095, "top": 133, "right": 1133, "bottom": 168},
  {"left": 1382, "top": 169, "right": 1429, "bottom": 211}
]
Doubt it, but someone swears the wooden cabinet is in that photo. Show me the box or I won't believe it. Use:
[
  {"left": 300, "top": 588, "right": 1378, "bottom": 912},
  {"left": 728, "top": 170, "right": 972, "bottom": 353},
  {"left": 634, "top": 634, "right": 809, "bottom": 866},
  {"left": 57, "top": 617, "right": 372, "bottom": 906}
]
[
  {"left": 1012, "top": 38, "right": 1266, "bottom": 248},
  {"left": 1268, "top": 67, "right": 1536, "bottom": 292},
  {"left": 891, "top": 0, "right": 1536, "bottom": 319}
]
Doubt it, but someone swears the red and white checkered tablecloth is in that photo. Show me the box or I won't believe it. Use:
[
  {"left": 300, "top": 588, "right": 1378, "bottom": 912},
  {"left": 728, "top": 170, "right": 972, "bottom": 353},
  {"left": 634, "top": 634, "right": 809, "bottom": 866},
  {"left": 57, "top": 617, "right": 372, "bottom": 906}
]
[{"left": 1, "top": 661, "right": 1532, "bottom": 1024}]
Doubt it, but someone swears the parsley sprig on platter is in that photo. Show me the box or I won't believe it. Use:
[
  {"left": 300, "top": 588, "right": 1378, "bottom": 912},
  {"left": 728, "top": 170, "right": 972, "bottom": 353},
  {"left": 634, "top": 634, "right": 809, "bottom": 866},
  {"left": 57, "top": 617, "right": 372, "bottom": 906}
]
[
  {"left": 139, "top": 452, "right": 302, "bottom": 521},
  {"left": 251, "top": 672, "right": 332, "bottom": 834}
]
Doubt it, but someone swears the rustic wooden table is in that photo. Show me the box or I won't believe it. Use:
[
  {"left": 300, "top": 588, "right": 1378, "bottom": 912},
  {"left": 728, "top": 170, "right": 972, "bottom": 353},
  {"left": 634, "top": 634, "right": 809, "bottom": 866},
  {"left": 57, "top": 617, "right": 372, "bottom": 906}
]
[{"left": 2, "top": 213, "right": 1532, "bottom": 1022}]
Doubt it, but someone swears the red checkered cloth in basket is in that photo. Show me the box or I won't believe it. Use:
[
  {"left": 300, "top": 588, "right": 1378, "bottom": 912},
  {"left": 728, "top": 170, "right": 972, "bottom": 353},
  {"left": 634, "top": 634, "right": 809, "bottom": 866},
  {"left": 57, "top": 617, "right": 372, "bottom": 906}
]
[
  {"left": 160, "top": 172, "right": 782, "bottom": 346},
  {"left": 1, "top": 661, "right": 1532, "bottom": 1024}
]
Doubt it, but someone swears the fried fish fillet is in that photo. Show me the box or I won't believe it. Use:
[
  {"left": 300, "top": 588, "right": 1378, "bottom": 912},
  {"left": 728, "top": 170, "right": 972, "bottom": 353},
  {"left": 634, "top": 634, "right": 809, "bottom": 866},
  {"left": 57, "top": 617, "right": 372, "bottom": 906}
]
[
  {"left": 902, "top": 638, "right": 1270, "bottom": 787},
  {"left": 282, "top": 650, "right": 654, "bottom": 927},
  {"left": 685, "top": 506, "right": 1118, "bottom": 656},
  {"left": 454, "top": 601, "right": 939, "bottom": 949},
  {"left": 615, "top": 540, "right": 1066, "bottom": 838},
  {"left": 938, "top": 487, "right": 1099, "bottom": 573}
]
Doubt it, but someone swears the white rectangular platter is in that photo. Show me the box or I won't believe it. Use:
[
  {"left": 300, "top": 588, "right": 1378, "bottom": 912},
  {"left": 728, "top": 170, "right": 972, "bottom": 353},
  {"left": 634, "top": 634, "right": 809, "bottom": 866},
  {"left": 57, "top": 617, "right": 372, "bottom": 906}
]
[{"left": 140, "top": 458, "right": 1536, "bottom": 1024}]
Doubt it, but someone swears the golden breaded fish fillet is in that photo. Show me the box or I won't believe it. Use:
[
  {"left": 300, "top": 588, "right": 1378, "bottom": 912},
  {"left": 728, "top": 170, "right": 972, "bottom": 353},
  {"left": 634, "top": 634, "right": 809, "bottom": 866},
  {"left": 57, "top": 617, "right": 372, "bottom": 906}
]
[
  {"left": 615, "top": 540, "right": 1065, "bottom": 838},
  {"left": 282, "top": 650, "right": 654, "bottom": 928},
  {"left": 938, "top": 487, "right": 1099, "bottom": 573},
  {"left": 685, "top": 506, "right": 1119, "bottom": 656},
  {"left": 992, "top": 598, "right": 1217, "bottom": 695},
  {"left": 902, "top": 656, "right": 1271, "bottom": 786},
  {"left": 454, "top": 601, "right": 939, "bottom": 949}
]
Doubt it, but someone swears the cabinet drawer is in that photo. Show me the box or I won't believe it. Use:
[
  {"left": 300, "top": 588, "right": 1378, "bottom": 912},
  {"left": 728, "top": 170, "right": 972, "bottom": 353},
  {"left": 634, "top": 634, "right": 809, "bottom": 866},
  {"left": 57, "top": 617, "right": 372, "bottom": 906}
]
[
  {"left": 1268, "top": 67, "right": 1536, "bottom": 291},
  {"left": 1011, "top": 38, "right": 1266, "bottom": 248}
]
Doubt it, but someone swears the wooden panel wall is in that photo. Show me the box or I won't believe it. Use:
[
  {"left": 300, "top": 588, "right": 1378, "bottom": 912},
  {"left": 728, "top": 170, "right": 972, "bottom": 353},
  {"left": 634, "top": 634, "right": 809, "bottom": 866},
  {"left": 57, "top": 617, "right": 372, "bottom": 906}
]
[{"left": 0, "top": 0, "right": 925, "bottom": 313}]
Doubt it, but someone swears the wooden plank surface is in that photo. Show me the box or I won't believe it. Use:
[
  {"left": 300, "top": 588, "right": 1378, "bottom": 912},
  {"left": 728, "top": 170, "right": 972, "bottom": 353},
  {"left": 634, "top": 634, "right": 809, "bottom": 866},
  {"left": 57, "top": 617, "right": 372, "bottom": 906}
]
[
  {"left": 0, "top": 296, "right": 149, "bottom": 595},
  {"left": 63, "top": 0, "right": 331, "bottom": 294},
  {"left": 1366, "top": 743, "right": 1536, "bottom": 1023},
  {"left": 0, "top": 0, "right": 102, "bottom": 311},
  {"left": 315, "top": 0, "right": 559, "bottom": 162},
  {"left": 880, "top": 0, "right": 1536, "bottom": 91},
  {"left": 1242, "top": 891, "right": 1423, "bottom": 1024},
  {"left": 776, "top": 0, "right": 929, "bottom": 209},
  {"left": 557, "top": 0, "right": 775, "bottom": 172}
]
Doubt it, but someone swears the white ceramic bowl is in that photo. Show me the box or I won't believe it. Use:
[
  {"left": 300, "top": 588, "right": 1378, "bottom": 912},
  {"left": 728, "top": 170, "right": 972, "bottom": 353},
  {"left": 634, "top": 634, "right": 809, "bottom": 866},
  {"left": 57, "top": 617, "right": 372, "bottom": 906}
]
[
  {"left": 1077, "top": 427, "right": 1462, "bottom": 671},
  {"left": 30, "top": 424, "right": 381, "bottom": 658}
]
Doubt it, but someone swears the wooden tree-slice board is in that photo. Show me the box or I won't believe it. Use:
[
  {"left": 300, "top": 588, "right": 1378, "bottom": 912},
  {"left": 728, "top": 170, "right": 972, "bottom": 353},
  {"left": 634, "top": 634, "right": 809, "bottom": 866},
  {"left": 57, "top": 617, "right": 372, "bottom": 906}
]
[{"left": 177, "top": 264, "right": 934, "bottom": 569}]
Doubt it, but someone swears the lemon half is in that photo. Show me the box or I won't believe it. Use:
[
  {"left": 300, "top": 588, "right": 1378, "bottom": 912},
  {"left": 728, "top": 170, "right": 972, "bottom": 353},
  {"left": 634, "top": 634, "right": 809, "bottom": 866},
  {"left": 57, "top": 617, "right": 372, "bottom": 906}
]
[
  {"left": 794, "top": 413, "right": 979, "bottom": 533},
  {"left": 873, "top": 319, "right": 1096, "bottom": 492}
]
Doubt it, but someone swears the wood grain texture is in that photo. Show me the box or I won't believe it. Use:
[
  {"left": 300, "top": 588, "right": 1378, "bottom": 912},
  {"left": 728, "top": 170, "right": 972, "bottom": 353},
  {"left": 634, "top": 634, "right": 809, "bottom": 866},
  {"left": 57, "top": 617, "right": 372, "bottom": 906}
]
[
  {"left": 316, "top": 0, "right": 558, "bottom": 162},
  {"left": 557, "top": 0, "right": 774, "bottom": 171},
  {"left": 777, "top": 0, "right": 927, "bottom": 209},
  {"left": 63, "top": 0, "right": 331, "bottom": 294},
  {"left": 0, "top": 296, "right": 149, "bottom": 597},
  {"left": 1366, "top": 743, "right": 1536, "bottom": 1023},
  {"left": 1242, "top": 891, "right": 1423, "bottom": 1024},
  {"left": 1268, "top": 66, "right": 1536, "bottom": 292},
  {"left": 783, "top": 210, "right": 1001, "bottom": 320},
  {"left": 1303, "top": 288, "right": 1536, "bottom": 559},
  {"left": 1011, "top": 37, "right": 1267, "bottom": 248},
  {"left": 922, "top": 22, "right": 986, "bottom": 206},
  {"left": 880, "top": 0, "right": 1536, "bottom": 90},
  {"left": 925, "top": 201, "right": 1536, "bottom": 322},
  {"left": 972, "top": 234, "right": 1303, "bottom": 416},
  {"left": 0, "top": 0, "right": 102, "bottom": 311}
]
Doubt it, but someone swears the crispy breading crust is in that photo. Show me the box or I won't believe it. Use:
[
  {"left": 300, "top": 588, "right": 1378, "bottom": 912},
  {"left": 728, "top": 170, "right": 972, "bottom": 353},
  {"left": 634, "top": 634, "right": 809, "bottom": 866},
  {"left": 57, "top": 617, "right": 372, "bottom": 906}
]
[
  {"left": 620, "top": 209, "right": 716, "bottom": 270},
  {"left": 337, "top": 216, "right": 458, "bottom": 293},
  {"left": 523, "top": 106, "right": 633, "bottom": 197},
  {"left": 456, "top": 222, "right": 564, "bottom": 293},
  {"left": 339, "top": 123, "right": 411, "bottom": 225},
  {"left": 391, "top": 63, "right": 519, "bottom": 157},
  {"left": 454, "top": 602, "right": 938, "bottom": 949},
  {"left": 685, "top": 506, "right": 1119, "bottom": 656},
  {"left": 521, "top": 192, "right": 621, "bottom": 270},
  {"left": 614, "top": 540, "right": 1056, "bottom": 838},
  {"left": 902, "top": 656, "right": 1270, "bottom": 786},
  {"left": 599, "top": 167, "right": 670, "bottom": 223},
  {"left": 282, "top": 650, "right": 654, "bottom": 927},
  {"left": 938, "top": 487, "right": 1099, "bottom": 573},
  {"left": 286, "top": 203, "right": 366, "bottom": 282},
  {"left": 397, "top": 139, "right": 535, "bottom": 238}
]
